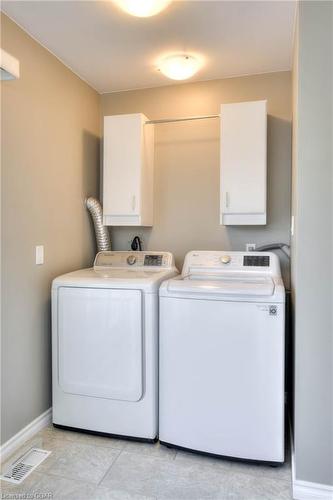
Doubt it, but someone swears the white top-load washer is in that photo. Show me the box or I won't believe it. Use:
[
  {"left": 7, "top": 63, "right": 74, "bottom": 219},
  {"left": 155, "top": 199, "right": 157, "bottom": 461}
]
[
  {"left": 159, "top": 251, "right": 285, "bottom": 463},
  {"left": 52, "top": 251, "right": 178, "bottom": 441}
]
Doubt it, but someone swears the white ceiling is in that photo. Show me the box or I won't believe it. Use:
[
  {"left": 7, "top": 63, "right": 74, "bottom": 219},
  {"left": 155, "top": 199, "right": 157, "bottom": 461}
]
[{"left": 2, "top": 0, "right": 296, "bottom": 94}]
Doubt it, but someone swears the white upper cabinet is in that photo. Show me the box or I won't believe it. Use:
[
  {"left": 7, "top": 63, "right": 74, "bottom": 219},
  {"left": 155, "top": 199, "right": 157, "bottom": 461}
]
[
  {"left": 103, "top": 113, "right": 154, "bottom": 226},
  {"left": 220, "top": 100, "right": 267, "bottom": 225}
]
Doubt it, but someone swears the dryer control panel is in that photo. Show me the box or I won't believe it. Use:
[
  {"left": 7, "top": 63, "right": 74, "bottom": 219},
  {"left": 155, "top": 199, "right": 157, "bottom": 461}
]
[{"left": 94, "top": 251, "right": 174, "bottom": 270}]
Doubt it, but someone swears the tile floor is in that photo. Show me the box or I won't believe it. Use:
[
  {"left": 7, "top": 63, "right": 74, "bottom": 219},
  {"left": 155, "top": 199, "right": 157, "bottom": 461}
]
[{"left": 0, "top": 425, "right": 292, "bottom": 500}]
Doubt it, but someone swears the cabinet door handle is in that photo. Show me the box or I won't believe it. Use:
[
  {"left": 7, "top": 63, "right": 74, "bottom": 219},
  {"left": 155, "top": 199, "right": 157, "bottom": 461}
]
[
  {"left": 132, "top": 195, "right": 136, "bottom": 212},
  {"left": 225, "top": 191, "right": 230, "bottom": 209}
]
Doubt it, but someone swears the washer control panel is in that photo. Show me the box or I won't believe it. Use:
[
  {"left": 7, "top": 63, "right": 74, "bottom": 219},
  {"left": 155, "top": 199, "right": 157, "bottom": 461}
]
[
  {"left": 243, "top": 255, "right": 270, "bottom": 267},
  {"left": 94, "top": 251, "right": 174, "bottom": 269},
  {"left": 182, "top": 251, "right": 280, "bottom": 277}
]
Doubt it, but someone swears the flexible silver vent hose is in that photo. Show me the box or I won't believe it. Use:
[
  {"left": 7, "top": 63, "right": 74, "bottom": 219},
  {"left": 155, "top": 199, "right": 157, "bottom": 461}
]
[{"left": 85, "top": 197, "right": 111, "bottom": 252}]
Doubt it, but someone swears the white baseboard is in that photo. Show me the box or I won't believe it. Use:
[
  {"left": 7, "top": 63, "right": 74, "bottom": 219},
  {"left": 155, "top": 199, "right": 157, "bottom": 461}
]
[
  {"left": 290, "top": 424, "right": 333, "bottom": 500},
  {"left": 0, "top": 408, "right": 52, "bottom": 463},
  {"left": 293, "top": 479, "right": 333, "bottom": 500}
]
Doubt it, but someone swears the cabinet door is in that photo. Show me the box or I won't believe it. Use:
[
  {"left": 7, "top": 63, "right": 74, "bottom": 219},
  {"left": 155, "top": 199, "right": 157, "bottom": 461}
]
[
  {"left": 220, "top": 101, "right": 267, "bottom": 225},
  {"left": 103, "top": 114, "right": 142, "bottom": 217}
]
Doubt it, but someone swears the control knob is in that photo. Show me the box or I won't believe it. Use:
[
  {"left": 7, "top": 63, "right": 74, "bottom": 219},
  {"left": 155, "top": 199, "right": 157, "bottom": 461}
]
[
  {"left": 220, "top": 255, "right": 231, "bottom": 265},
  {"left": 127, "top": 255, "right": 136, "bottom": 266}
]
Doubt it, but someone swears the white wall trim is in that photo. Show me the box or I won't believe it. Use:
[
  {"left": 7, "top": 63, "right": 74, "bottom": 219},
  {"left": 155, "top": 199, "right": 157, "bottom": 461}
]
[
  {"left": 0, "top": 408, "right": 52, "bottom": 463},
  {"left": 290, "top": 422, "right": 333, "bottom": 500},
  {"left": 293, "top": 475, "right": 333, "bottom": 500}
]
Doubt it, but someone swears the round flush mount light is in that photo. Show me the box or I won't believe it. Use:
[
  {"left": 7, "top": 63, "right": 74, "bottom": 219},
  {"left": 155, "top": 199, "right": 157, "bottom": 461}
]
[
  {"left": 158, "top": 54, "right": 201, "bottom": 81},
  {"left": 114, "top": 0, "right": 171, "bottom": 17}
]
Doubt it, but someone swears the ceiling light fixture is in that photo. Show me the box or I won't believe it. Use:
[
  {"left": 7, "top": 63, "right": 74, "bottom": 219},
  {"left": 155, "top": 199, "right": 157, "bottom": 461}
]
[
  {"left": 158, "top": 54, "right": 201, "bottom": 81},
  {"left": 114, "top": 0, "right": 171, "bottom": 17}
]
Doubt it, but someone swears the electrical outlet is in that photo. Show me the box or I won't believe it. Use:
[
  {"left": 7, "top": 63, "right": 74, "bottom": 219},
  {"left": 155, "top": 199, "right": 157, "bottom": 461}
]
[
  {"left": 127, "top": 234, "right": 144, "bottom": 250},
  {"left": 246, "top": 243, "right": 256, "bottom": 252}
]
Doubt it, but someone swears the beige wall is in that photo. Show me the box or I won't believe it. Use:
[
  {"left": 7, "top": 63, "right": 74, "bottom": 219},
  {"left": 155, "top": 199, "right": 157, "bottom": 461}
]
[
  {"left": 1, "top": 14, "right": 100, "bottom": 444},
  {"left": 101, "top": 72, "right": 292, "bottom": 285}
]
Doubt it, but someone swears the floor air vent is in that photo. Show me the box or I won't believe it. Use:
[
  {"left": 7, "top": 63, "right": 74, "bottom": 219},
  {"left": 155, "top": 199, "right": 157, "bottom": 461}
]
[{"left": 0, "top": 448, "right": 51, "bottom": 484}]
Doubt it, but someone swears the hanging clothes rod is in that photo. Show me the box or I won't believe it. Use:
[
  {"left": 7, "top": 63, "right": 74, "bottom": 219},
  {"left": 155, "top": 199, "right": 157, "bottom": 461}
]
[{"left": 145, "top": 114, "right": 220, "bottom": 125}]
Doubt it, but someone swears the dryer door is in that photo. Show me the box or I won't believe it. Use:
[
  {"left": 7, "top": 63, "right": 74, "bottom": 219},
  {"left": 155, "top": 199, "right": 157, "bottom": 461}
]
[{"left": 57, "top": 287, "right": 143, "bottom": 402}]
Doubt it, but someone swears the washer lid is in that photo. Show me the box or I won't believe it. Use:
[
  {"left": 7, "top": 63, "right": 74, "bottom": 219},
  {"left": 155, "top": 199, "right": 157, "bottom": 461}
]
[{"left": 167, "top": 275, "right": 275, "bottom": 297}]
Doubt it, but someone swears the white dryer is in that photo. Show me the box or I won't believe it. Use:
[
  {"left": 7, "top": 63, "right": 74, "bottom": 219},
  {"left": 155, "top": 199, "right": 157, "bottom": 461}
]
[
  {"left": 159, "top": 251, "right": 285, "bottom": 463},
  {"left": 52, "top": 251, "right": 177, "bottom": 441}
]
